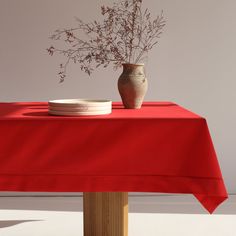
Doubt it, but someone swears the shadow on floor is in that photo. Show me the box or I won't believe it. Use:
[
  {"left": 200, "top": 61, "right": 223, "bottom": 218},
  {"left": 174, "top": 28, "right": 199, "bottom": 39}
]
[{"left": 0, "top": 220, "right": 41, "bottom": 229}]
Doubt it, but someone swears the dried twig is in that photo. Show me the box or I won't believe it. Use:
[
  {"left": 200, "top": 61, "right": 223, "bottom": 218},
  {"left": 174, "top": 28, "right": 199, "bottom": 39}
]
[{"left": 47, "top": 0, "right": 166, "bottom": 82}]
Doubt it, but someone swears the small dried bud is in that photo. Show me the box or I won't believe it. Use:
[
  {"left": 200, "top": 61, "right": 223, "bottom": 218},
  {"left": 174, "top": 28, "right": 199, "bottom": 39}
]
[{"left": 47, "top": 46, "right": 55, "bottom": 56}]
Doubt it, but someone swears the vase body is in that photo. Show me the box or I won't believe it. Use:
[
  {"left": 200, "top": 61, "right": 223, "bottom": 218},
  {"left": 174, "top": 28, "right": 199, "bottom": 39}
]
[{"left": 118, "top": 63, "right": 148, "bottom": 109}]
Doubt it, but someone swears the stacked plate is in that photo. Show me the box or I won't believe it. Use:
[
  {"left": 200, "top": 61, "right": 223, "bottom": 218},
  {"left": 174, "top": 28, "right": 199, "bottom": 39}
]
[{"left": 48, "top": 99, "right": 112, "bottom": 116}]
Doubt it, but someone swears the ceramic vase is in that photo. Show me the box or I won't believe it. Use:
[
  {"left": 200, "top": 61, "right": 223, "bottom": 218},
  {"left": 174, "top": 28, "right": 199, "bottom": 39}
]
[{"left": 118, "top": 63, "right": 148, "bottom": 109}]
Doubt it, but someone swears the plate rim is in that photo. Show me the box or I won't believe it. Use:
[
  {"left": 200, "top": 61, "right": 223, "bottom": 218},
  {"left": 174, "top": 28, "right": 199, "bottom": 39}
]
[{"left": 48, "top": 99, "right": 112, "bottom": 106}]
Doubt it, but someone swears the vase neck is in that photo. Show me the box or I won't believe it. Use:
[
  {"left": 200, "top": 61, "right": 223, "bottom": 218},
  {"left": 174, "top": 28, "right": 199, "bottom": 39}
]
[
  {"left": 122, "top": 63, "right": 144, "bottom": 66},
  {"left": 122, "top": 63, "right": 145, "bottom": 75}
]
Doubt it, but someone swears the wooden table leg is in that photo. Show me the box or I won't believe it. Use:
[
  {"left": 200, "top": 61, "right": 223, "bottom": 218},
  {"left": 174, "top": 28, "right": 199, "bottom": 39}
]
[{"left": 83, "top": 192, "right": 128, "bottom": 236}]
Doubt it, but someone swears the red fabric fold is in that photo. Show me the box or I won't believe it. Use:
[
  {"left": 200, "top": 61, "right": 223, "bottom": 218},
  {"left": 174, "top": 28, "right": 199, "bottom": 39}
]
[{"left": 0, "top": 102, "right": 228, "bottom": 213}]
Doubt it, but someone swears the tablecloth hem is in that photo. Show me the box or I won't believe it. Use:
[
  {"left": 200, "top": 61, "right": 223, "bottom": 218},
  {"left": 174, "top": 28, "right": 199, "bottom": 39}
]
[{"left": 0, "top": 174, "right": 227, "bottom": 213}]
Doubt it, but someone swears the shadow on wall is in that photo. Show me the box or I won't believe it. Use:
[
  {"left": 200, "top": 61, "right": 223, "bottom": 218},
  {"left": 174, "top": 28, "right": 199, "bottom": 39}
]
[
  {"left": 0, "top": 194, "right": 235, "bottom": 215},
  {"left": 0, "top": 196, "right": 83, "bottom": 212},
  {"left": 129, "top": 195, "right": 236, "bottom": 215}
]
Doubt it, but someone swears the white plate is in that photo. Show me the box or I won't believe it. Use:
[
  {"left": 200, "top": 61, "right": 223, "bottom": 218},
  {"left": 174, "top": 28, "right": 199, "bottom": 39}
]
[
  {"left": 48, "top": 108, "right": 112, "bottom": 116},
  {"left": 48, "top": 99, "right": 112, "bottom": 116}
]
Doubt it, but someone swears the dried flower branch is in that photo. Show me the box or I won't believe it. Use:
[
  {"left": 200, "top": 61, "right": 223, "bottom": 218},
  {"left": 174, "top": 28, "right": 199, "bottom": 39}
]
[{"left": 47, "top": 0, "right": 166, "bottom": 82}]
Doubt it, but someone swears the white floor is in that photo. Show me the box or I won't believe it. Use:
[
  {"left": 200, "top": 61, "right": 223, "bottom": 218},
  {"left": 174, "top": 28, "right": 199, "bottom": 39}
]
[{"left": 0, "top": 194, "right": 235, "bottom": 236}]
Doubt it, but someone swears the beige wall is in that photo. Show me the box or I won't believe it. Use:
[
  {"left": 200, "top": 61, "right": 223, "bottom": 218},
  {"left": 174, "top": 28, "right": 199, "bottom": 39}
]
[{"left": 0, "top": 0, "right": 235, "bottom": 193}]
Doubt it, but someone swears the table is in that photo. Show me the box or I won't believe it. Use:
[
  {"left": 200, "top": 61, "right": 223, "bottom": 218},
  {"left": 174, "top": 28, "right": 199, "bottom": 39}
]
[{"left": 0, "top": 101, "right": 228, "bottom": 236}]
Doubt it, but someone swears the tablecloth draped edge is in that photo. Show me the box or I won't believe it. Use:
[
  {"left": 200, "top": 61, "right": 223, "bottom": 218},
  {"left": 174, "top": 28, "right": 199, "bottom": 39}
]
[{"left": 0, "top": 174, "right": 228, "bottom": 213}]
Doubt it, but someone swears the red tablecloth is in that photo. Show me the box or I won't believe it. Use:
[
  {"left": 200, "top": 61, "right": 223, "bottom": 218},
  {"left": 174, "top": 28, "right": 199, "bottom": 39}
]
[{"left": 0, "top": 102, "right": 227, "bottom": 213}]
